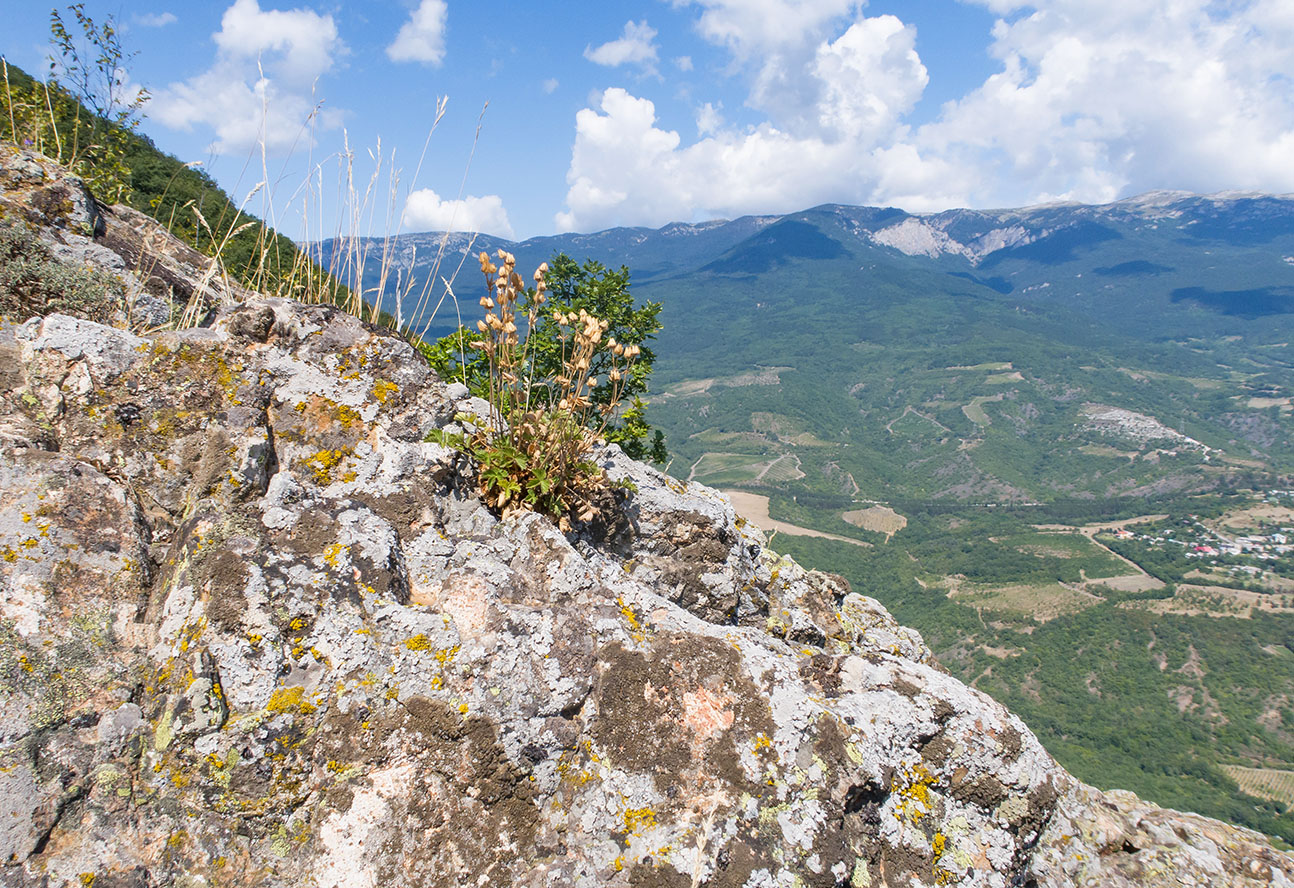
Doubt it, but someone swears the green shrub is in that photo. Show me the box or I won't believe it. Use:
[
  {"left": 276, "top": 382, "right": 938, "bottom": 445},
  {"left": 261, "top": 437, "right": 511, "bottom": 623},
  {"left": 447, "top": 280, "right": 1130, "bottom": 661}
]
[
  {"left": 423, "top": 252, "right": 666, "bottom": 462},
  {"left": 0, "top": 215, "right": 123, "bottom": 323}
]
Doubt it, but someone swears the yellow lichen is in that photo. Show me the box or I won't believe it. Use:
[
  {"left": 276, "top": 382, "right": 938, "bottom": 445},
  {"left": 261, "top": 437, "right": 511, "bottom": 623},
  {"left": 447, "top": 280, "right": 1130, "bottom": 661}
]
[
  {"left": 322, "top": 544, "right": 347, "bottom": 568},
  {"left": 404, "top": 634, "right": 433, "bottom": 651},
  {"left": 624, "top": 807, "right": 657, "bottom": 833},
  {"left": 302, "top": 447, "right": 355, "bottom": 485},
  {"left": 335, "top": 404, "right": 363, "bottom": 427},
  {"left": 892, "top": 762, "right": 937, "bottom": 825},
  {"left": 617, "top": 596, "right": 647, "bottom": 642},
  {"left": 372, "top": 379, "right": 399, "bottom": 404},
  {"left": 266, "top": 686, "right": 317, "bottom": 715}
]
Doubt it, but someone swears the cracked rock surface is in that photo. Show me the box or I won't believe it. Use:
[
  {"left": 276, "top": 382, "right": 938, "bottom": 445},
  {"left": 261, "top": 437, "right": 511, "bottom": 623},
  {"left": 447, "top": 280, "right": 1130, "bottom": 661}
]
[{"left": 0, "top": 300, "right": 1290, "bottom": 888}]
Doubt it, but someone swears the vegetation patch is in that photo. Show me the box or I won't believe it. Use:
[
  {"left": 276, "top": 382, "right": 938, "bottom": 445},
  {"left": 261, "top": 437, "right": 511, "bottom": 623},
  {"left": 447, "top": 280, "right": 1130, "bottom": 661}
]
[
  {"left": 947, "top": 581, "right": 1102, "bottom": 622},
  {"left": 0, "top": 216, "right": 124, "bottom": 323},
  {"left": 428, "top": 251, "right": 654, "bottom": 528}
]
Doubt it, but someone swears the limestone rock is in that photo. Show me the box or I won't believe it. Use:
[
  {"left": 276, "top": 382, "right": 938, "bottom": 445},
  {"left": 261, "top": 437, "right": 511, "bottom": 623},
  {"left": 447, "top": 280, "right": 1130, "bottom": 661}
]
[{"left": 0, "top": 297, "right": 1289, "bottom": 888}]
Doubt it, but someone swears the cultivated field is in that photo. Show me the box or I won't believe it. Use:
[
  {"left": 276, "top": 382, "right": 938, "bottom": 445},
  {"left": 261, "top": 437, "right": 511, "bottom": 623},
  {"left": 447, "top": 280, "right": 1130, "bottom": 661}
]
[
  {"left": 723, "top": 491, "right": 870, "bottom": 548},
  {"left": 1222, "top": 766, "right": 1294, "bottom": 805},
  {"left": 1124, "top": 584, "right": 1294, "bottom": 619},
  {"left": 947, "top": 580, "right": 1102, "bottom": 622},
  {"left": 842, "top": 505, "right": 908, "bottom": 540}
]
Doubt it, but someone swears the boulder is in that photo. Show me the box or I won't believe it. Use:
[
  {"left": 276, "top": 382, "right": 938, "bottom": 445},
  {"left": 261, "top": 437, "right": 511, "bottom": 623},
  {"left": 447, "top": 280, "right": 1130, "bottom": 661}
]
[{"left": 1, "top": 298, "right": 1290, "bottom": 888}]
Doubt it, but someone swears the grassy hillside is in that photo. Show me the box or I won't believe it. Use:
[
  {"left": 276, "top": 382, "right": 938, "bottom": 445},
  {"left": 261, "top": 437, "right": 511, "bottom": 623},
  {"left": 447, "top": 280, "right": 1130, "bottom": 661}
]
[{"left": 1, "top": 60, "right": 346, "bottom": 306}]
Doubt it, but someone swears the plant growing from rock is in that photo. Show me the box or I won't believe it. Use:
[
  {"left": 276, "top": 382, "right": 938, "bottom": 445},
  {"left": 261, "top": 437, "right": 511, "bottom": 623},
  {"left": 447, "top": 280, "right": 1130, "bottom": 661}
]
[
  {"left": 437, "top": 249, "right": 644, "bottom": 529},
  {"left": 423, "top": 253, "right": 666, "bottom": 462},
  {"left": 0, "top": 6, "right": 148, "bottom": 205}
]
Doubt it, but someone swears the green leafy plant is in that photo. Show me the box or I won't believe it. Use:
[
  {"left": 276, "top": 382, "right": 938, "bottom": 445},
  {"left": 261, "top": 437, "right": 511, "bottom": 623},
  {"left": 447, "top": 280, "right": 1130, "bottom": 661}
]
[
  {"left": 433, "top": 250, "right": 645, "bottom": 529},
  {"left": 0, "top": 5, "right": 149, "bottom": 204},
  {"left": 423, "top": 252, "right": 667, "bottom": 462}
]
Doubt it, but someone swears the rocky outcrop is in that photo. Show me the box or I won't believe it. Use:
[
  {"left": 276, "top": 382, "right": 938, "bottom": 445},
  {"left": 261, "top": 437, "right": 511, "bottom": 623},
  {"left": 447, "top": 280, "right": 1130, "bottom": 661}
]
[
  {"left": 1, "top": 145, "right": 254, "bottom": 330},
  {"left": 0, "top": 298, "right": 1290, "bottom": 888},
  {"left": 1, "top": 147, "right": 1292, "bottom": 887}
]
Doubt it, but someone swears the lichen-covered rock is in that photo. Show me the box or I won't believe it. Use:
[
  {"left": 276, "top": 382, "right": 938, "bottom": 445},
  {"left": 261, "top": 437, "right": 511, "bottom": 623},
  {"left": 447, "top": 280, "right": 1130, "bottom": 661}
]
[
  {"left": 1, "top": 146, "right": 254, "bottom": 330},
  {"left": 1, "top": 294, "right": 1291, "bottom": 887}
]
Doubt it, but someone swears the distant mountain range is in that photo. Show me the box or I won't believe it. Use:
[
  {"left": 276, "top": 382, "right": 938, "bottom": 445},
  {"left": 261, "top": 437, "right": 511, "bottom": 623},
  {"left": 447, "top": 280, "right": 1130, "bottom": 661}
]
[
  {"left": 315, "top": 190, "right": 1294, "bottom": 341},
  {"left": 315, "top": 191, "right": 1294, "bottom": 498}
]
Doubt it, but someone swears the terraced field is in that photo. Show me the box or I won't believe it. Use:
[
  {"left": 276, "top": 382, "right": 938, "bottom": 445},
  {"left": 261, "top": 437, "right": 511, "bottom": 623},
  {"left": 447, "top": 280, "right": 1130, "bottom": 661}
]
[{"left": 1223, "top": 767, "right": 1294, "bottom": 805}]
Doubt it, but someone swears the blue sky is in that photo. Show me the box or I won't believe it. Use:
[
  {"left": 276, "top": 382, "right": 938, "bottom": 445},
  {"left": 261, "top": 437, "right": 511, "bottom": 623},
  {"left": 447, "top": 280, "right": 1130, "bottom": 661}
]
[{"left": 5, "top": 1, "right": 1294, "bottom": 240}]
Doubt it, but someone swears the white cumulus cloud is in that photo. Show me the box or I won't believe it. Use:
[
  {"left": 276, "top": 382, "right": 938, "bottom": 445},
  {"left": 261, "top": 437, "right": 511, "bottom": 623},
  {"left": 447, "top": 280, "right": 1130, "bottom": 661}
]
[
  {"left": 151, "top": 0, "right": 344, "bottom": 155},
  {"left": 387, "top": 0, "right": 448, "bottom": 66},
  {"left": 812, "top": 17, "right": 927, "bottom": 142},
  {"left": 924, "top": 0, "right": 1294, "bottom": 204},
  {"left": 674, "top": 0, "right": 863, "bottom": 54},
  {"left": 404, "top": 190, "right": 514, "bottom": 238},
  {"left": 584, "top": 20, "right": 660, "bottom": 69},
  {"left": 555, "top": 87, "right": 960, "bottom": 232},
  {"left": 558, "top": 0, "right": 1294, "bottom": 231}
]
